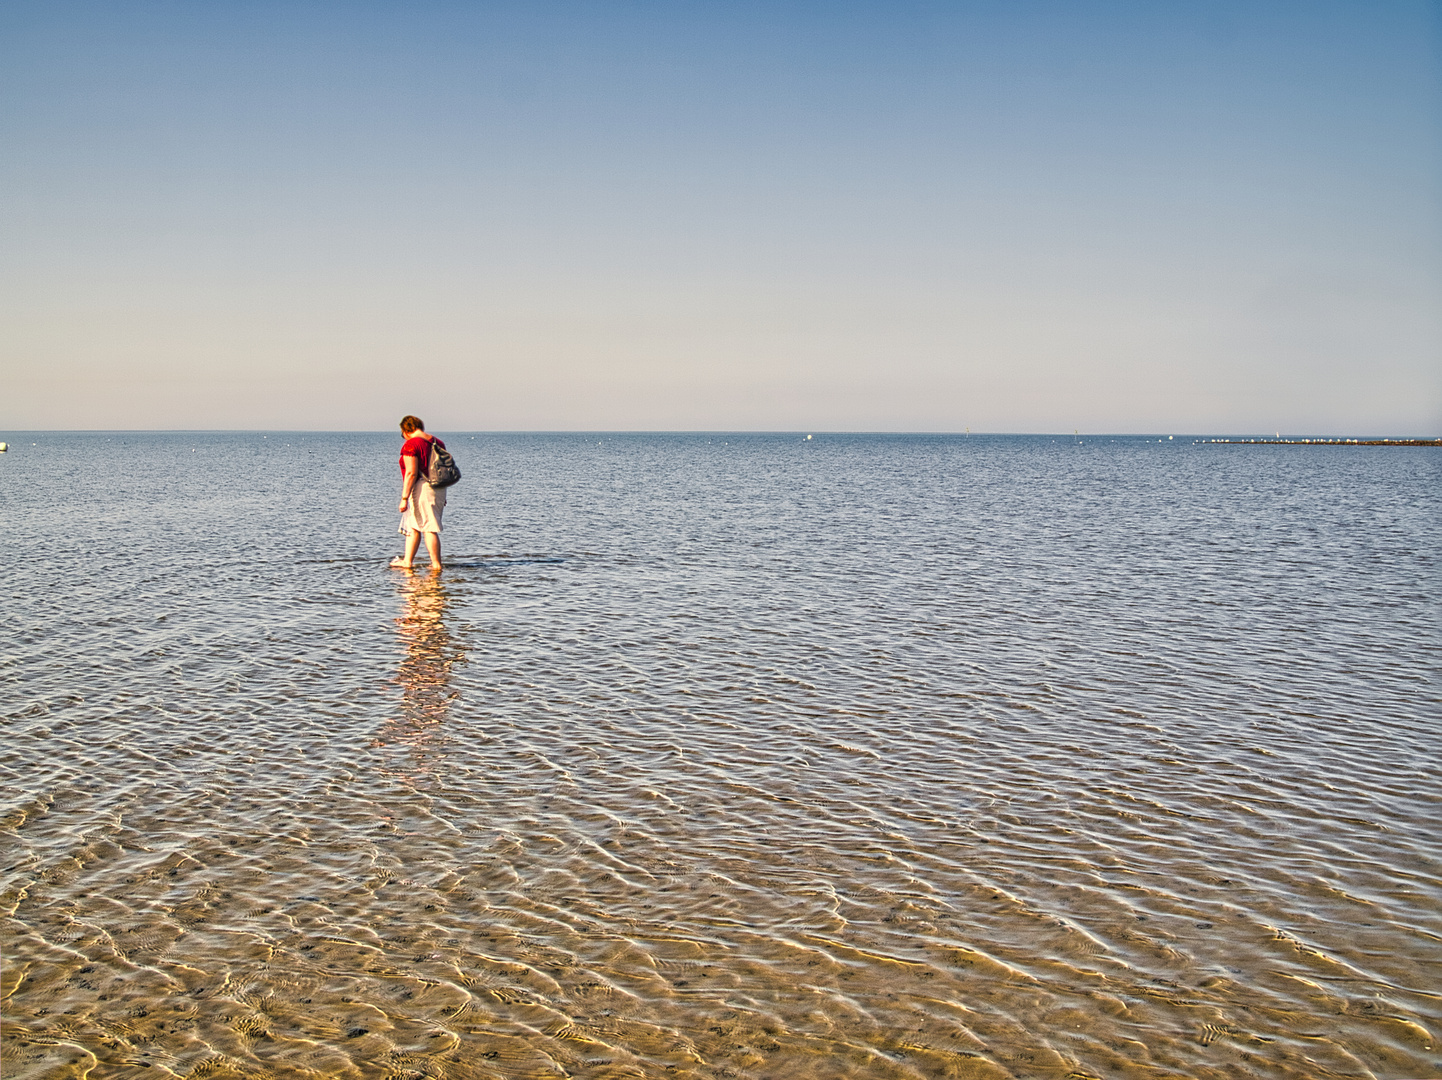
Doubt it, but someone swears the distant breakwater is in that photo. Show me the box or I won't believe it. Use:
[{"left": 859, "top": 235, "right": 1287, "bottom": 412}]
[{"left": 1206, "top": 437, "right": 1441, "bottom": 446}]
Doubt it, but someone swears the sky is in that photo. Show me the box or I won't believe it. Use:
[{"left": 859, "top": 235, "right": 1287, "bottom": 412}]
[{"left": 2, "top": 1, "right": 1439, "bottom": 433}]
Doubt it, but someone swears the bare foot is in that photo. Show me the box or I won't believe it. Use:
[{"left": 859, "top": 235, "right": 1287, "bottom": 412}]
[{"left": 389, "top": 558, "right": 413, "bottom": 569}]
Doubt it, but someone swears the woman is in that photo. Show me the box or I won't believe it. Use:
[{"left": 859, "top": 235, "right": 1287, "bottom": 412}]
[{"left": 392, "top": 415, "right": 446, "bottom": 570}]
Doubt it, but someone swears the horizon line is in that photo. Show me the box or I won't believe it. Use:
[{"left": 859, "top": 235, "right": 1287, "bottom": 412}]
[{"left": 3, "top": 428, "right": 1439, "bottom": 439}]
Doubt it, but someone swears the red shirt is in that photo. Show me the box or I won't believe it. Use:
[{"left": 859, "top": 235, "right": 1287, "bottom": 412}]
[{"left": 400, "top": 434, "right": 444, "bottom": 478}]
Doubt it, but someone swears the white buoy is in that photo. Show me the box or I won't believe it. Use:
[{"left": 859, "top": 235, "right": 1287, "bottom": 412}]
[{"left": 0, "top": 442, "right": 7, "bottom": 452}]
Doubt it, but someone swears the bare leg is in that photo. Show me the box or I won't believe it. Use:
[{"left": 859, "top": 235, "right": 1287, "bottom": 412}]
[
  {"left": 423, "top": 531, "right": 442, "bottom": 570},
  {"left": 391, "top": 529, "right": 422, "bottom": 568}
]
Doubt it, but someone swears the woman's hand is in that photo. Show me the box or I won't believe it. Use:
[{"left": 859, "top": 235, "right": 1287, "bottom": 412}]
[{"left": 398, "top": 497, "right": 409, "bottom": 513}]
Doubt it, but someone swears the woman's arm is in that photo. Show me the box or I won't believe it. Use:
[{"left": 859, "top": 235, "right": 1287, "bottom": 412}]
[{"left": 398, "top": 455, "right": 419, "bottom": 512}]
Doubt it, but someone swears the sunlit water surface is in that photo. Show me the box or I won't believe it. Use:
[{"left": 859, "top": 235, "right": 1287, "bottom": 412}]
[{"left": 3, "top": 432, "right": 1439, "bottom": 1080}]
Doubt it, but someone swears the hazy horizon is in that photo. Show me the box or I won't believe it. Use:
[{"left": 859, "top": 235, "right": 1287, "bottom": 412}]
[
  {"left": 0, "top": 423, "right": 1430, "bottom": 435},
  {"left": 3, "top": 2, "right": 1439, "bottom": 434}
]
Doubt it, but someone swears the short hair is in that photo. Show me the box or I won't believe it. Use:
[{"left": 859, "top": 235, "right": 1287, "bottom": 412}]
[{"left": 399, "top": 415, "right": 425, "bottom": 433}]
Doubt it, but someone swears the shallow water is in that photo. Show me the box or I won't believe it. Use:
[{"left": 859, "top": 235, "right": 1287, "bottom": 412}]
[{"left": 3, "top": 432, "right": 1439, "bottom": 1080}]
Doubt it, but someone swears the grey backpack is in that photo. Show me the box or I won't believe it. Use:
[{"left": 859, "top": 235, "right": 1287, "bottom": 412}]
[{"left": 424, "top": 441, "right": 461, "bottom": 488}]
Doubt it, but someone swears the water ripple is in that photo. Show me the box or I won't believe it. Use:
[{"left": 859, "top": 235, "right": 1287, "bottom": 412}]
[{"left": 3, "top": 432, "right": 1439, "bottom": 1079}]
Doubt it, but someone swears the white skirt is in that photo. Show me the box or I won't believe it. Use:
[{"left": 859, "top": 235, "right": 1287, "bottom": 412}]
[{"left": 399, "top": 482, "right": 446, "bottom": 534}]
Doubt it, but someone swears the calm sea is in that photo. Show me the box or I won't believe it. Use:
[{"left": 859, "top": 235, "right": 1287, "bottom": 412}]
[{"left": 3, "top": 432, "right": 1439, "bottom": 1080}]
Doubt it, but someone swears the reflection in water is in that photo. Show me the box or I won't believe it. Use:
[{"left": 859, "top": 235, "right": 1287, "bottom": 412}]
[{"left": 375, "top": 572, "right": 464, "bottom": 776}]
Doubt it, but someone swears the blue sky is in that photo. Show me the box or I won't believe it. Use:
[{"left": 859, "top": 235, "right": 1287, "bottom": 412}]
[{"left": 3, "top": 1, "right": 1438, "bottom": 432}]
